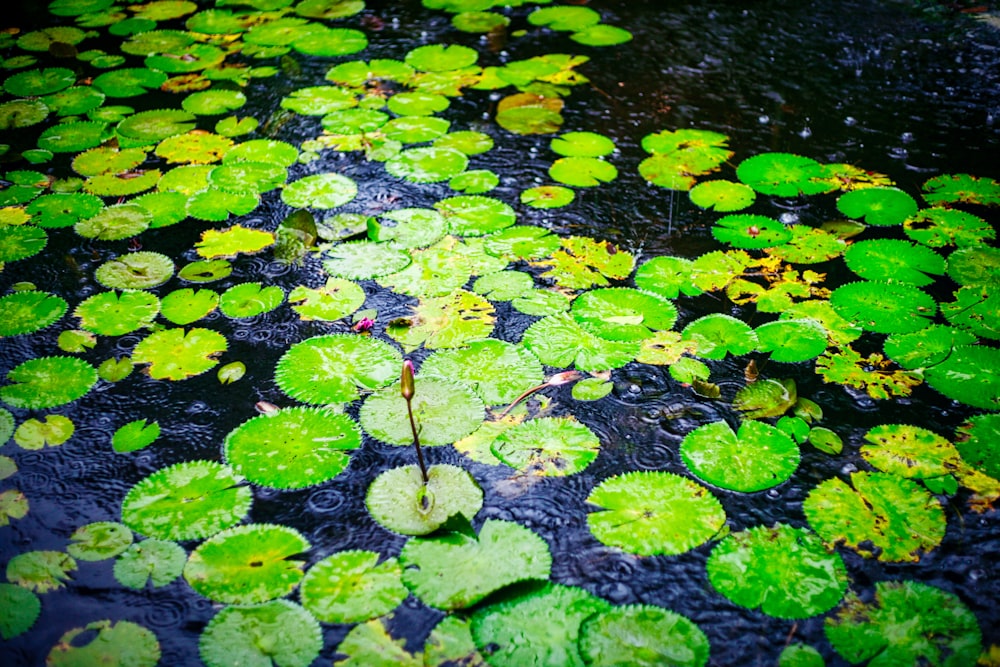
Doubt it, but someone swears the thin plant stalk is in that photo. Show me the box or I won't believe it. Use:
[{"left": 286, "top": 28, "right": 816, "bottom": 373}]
[
  {"left": 497, "top": 370, "right": 584, "bottom": 419},
  {"left": 401, "top": 360, "right": 428, "bottom": 484}
]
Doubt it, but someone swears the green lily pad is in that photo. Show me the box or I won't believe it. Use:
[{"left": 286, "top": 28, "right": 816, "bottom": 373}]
[
  {"left": 424, "top": 616, "right": 484, "bottom": 667},
  {"left": 387, "top": 289, "right": 495, "bottom": 350},
  {"left": 736, "top": 152, "right": 829, "bottom": 196},
  {"left": 215, "top": 115, "right": 259, "bottom": 137},
  {"left": 419, "top": 340, "right": 543, "bottom": 405},
  {"left": 491, "top": 416, "right": 599, "bottom": 476},
  {"left": 836, "top": 186, "right": 919, "bottom": 226},
  {"left": 579, "top": 605, "right": 709, "bottom": 667},
  {"left": 113, "top": 539, "right": 186, "bottom": 589},
  {"left": 117, "top": 108, "right": 196, "bottom": 145},
  {"left": 549, "top": 156, "right": 618, "bottom": 187},
  {"left": 803, "top": 471, "right": 945, "bottom": 562},
  {"left": 924, "top": 345, "right": 1000, "bottom": 410},
  {"left": 281, "top": 85, "right": 357, "bottom": 115},
  {"left": 160, "top": 288, "right": 219, "bottom": 325},
  {"left": 5, "top": 550, "right": 76, "bottom": 593},
  {"left": 293, "top": 26, "right": 368, "bottom": 57},
  {"left": 528, "top": 6, "right": 600, "bottom": 31},
  {"left": 406, "top": 43, "right": 479, "bottom": 71},
  {"left": 275, "top": 334, "right": 401, "bottom": 404},
  {"left": 843, "top": 239, "right": 945, "bottom": 286},
  {"left": 520, "top": 184, "right": 575, "bottom": 209},
  {"left": 401, "top": 519, "right": 551, "bottom": 610},
  {"left": 300, "top": 550, "right": 407, "bottom": 623},
  {"left": 452, "top": 10, "right": 510, "bottom": 32},
  {"left": 825, "top": 581, "right": 982, "bottom": 667},
  {"left": 633, "top": 256, "right": 702, "bottom": 299},
  {"left": 122, "top": 460, "right": 251, "bottom": 541},
  {"left": 0, "top": 224, "right": 47, "bottom": 263},
  {"left": 361, "top": 377, "right": 483, "bottom": 446},
  {"left": 782, "top": 300, "right": 863, "bottom": 346},
  {"left": 75, "top": 203, "right": 151, "bottom": 240},
  {"left": 922, "top": 172, "right": 1000, "bottom": 206},
  {"left": 495, "top": 104, "right": 564, "bottom": 135},
  {"left": 225, "top": 407, "right": 360, "bottom": 489},
  {"left": 369, "top": 208, "right": 447, "bottom": 248},
  {"left": 435, "top": 195, "right": 516, "bottom": 236},
  {"left": 132, "top": 327, "right": 227, "bottom": 380},
  {"left": 681, "top": 420, "right": 799, "bottom": 492},
  {"left": 387, "top": 91, "right": 450, "bottom": 116},
  {"left": 386, "top": 146, "right": 469, "bottom": 184},
  {"left": 861, "top": 423, "right": 960, "bottom": 479},
  {"left": 13, "top": 414, "right": 74, "bottom": 450},
  {"left": 366, "top": 464, "right": 484, "bottom": 535},
  {"left": 733, "top": 378, "right": 798, "bottom": 419},
  {"left": 572, "top": 287, "right": 677, "bottom": 342},
  {"left": 689, "top": 179, "right": 756, "bottom": 212},
  {"left": 184, "top": 523, "right": 309, "bottom": 604},
  {"left": 830, "top": 281, "right": 936, "bottom": 334},
  {"left": 225, "top": 139, "right": 299, "bottom": 166},
  {"left": 0, "top": 290, "right": 67, "bottom": 337},
  {"left": 946, "top": 245, "right": 1000, "bottom": 288},
  {"left": 483, "top": 225, "right": 561, "bottom": 260},
  {"left": 571, "top": 24, "right": 633, "bottom": 46},
  {"left": 956, "top": 414, "right": 1000, "bottom": 479},
  {"left": 712, "top": 214, "right": 793, "bottom": 249},
  {"left": 288, "top": 278, "right": 364, "bottom": 321},
  {"left": 322, "top": 240, "right": 411, "bottom": 279},
  {"left": 92, "top": 67, "right": 167, "bottom": 97},
  {"left": 321, "top": 108, "right": 389, "bottom": 134},
  {"left": 47, "top": 620, "right": 160, "bottom": 667},
  {"left": 296, "top": 0, "right": 365, "bottom": 19},
  {"left": 523, "top": 311, "right": 639, "bottom": 372},
  {"left": 707, "top": 524, "right": 847, "bottom": 619},
  {"left": 182, "top": 89, "right": 247, "bottom": 116},
  {"left": 1, "top": 356, "right": 95, "bottom": 409},
  {"left": 112, "top": 419, "right": 160, "bottom": 453},
  {"left": 200, "top": 600, "right": 322, "bottom": 667},
  {"left": 95, "top": 251, "right": 174, "bottom": 290},
  {"left": 433, "top": 130, "right": 494, "bottom": 156},
  {"left": 550, "top": 131, "right": 615, "bottom": 158},
  {"left": 884, "top": 324, "right": 979, "bottom": 369},
  {"left": 383, "top": 116, "right": 452, "bottom": 143},
  {"left": 942, "top": 286, "right": 1000, "bottom": 340},
  {"left": 449, "top": 169, "right": 499, "bottom": 193},
  {"left": 532, "top": 235, "right": 634, "bottom": 290},
  {"left": 473, "top": 270, "right": 534, "bottom": 301},
  {"left": 0, "top": 99, "right": 49, "bottom": 129},
  {"left": 0, "top": 583, "right": 41, "bottom": 640},
  {"left": 282, "top": 172, "right": 358, "bottom": 209},
  {"left": 471, "top": 582, "right": 611, "bottom": 667},
  {"left": 156, "top": 131, "right": 234, "bottom": 165},
  {"left": 3, "top": 67, "right": 76, "bottom": 96},
  {"left": 67, "top": 521, "right": 133, "bottom": 561},
  {"left": 755, "top": 319, "right": 829, "bottom": 362},
  {"left": 904, "top": 207, "right": 996, "bottom": 247},
  {"left": 767, "top": 225, "right": 848, "bottom": 263},
  {"left": 27, "top": 192, "right": 103, "bottom": 228},
  {"left": 0, "top": 489, "right": 28, "bottom": 526},
  {"left": 218, "top": 282, "right": 283, "bottom": 318},
  {"left": 681, "top": 313, "right": 758, "bottom": 359}
]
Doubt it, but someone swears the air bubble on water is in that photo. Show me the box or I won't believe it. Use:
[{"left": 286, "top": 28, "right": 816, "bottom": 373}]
[
  {"left": 799, "top": 127, "right": 812, "bottom": 138},
  {"left": 844, "top": 116, "right": 857, "bottom": 126},
  {"left": 758, "top": 114, "right": 770, "bottom": 124},
  {"left": 780, "top": 212, "right": 799, "bottom": 224}
]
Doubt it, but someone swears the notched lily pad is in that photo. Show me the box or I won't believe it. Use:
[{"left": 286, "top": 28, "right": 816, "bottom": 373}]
[
  {"left": 491, "top": 416, "right": 600, "bottom": 476},
  {"left": 276, "top": 334, "right": 401, "bottom": 404},
  {"left": 681, "top": 420, "right": 799, "bottom": 492},
  {"left": 200, "top": 600, "right": 322, "bottom": 667},
  {"left": 366, "top": 464, "right": 484, "bottom": 536},
  {"left": 47, "top": 620, "right": 160, "bottom": 667},
  {"left": 1, "top": 356, "right": 96, "bottom": 409},
  {"left": 300, "top": 550, "right": 407, "bottom": 624},
  {"left": 132, "top": 327, "right": 227, "bottom": 381}
]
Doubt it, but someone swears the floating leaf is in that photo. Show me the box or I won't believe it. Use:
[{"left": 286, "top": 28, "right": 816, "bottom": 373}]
[
  {"left": 634, "top": 256, "right": 702, "bottom": 299},
  {"left": 225, "top": 407, "right": 360, "bottom": 489},
  {"left": 288, "top": 278, "right": 364, "bottom": 321},
  {"left": 815, "top": 346, "right": 923, "bottom": 400},
  {"left": 491, "top": 416, "right": 599, "bottom": 476},
  {"left": 75, "top": 203, "right": 151, "bottom": 240},
  {"left": 300, "top": 550, "right": 407, "bottom": 623},
  {"left": 435, "top": 195, "right": 516, "bottom": 237},
  {"left": 531, "top": 236, "right": 634, "bottom": 290},
  {"left": 946, "top": 245, "right": 1000, "bottom": 288},
  {"left": 0, "top": 583, "right": 41, "bottom": 640},
  {"left": 114, "top": 539, "right": 186, "bottom": 589},
  {"left": 14, "top": 414, "right": 74, "bottom": 450},
  {"left": 826, "top": 581, "right": 982, "bottom": 666},
  {"left": 922, "top": 172, "right": 1000, "bottom": 206},
  {"left": 830, "top": 281, "right": 936, "bottom": 334},
  {"left": 755, "top": 319, "right": 829, "bottom": 362},
  {"left": 689, "top": 179, "right": 756, "bottom": 212},
  {"left": 836, "top": 186, "right": 919, "bottom": 226},
  {"left": 369, "top": 208, "right": 447, "bottom": 248},
  {"left": 767, "top": 225, "right": 848, "bottom": 264},
  {"left": 707, "top": 524, "right": 847, "bottom": 619},
  {"left": 956, "top": 414, "right": 1000, "bottom": 479},
  {"left": 386, "top": 146, "right": 469, "bottom": 184},
  {"left": 941, "top": 286, "right": 1000, "bottom": 340},
  {"left": 92, "top": 68, "right": 167, "bottom": 97},
  {"left": 844, "top": 239, "right": 945, "bottom": 286},
  {"left": 0, "top": 489, "right": 28, "bottom": 526},
  {"left": 571, "top": 287, "right": 677, "bottom": 342},
  {"left": 924, "top": 345, "right": 1000, "bottom": 411},
  {"left": 803, "top": 471, "right": 945, "bottom": 562},
  {"left": 0, "top": 290, "right": 67, "bottom": 337},
  {"left": 387, "top": 289, "right": 495, "bottom": 351},
  {"left": 809, "top": 427, "right": 843, "bottom": 455},
  {"left": 366, "top": 464, "right": 483, "bottom": 535},
  {"left": 132, "top": 327, "right": 227, "bottom": 381},
  {"left": 67, "top": 521, "right": 133, "bottom": 561},
  {"left": 471, "top": 582, "right": 610, "bottom": 667},
  {"left": 322, "top": 240, "right": 411, "bottom": 280},
  {"left": 420, "top": 340, "right": 543, "bottom": 405},
  {"left": 521, "top": 184, "right": 575, "bottom": 209},
  {"left": 682, "top": 420, "right": 799, "bottom": 492},
  {"left": 333, "top": 617, "right": 421, "bottom": 667},
  {"left": 1, "top": 356, "right": 95, "bottom": 409},
  {"left": 587, "top": 470, "right": 725, "bottom": 556},
  {"left": 276, "top": 334, "right": 401, "bottom": 404},
  {"left": 0, "top": 99, "right": 49, "bottom": 130},
  {"left": 95, "top": 251, "right": 174, "bottom": 290},
  {"left": 27, "top": 192, "right": 102, "bottom": 228},
  {"left": 47, "top": 620, "right": 160, "bottom": 667},
  {"left": 681, "top": 313, "right": 758, "bottom": 360},
  {"left": 111, "top": 419, "right": 159, "bottom": 453},
  {"left": 406, "top": 43, "right": 479, "bottom": 71},
  {"left": 523, "top": 312, "right": 639, "bottom": 372},
  {"left": 712, "top": 214, "right": 792, "bottom": 249},
  {"left": 736, "top": 152, "right": 828, "bottom": 196},
  {"left": 361, "top": 378, "right": 483, "bottom": 446},
  {"left": 3, "top": 67, "right": 76, "bottom": 96},
  {"left": 861, "top": 423, "right": 960, "bottom": 479},
  {"left": 184, "top": 523, "right": 309, "bottom": 604},
  {"left": 0, "top": 225, "right": 46, "bottom": 263},
  {"left": 579, "top": 605, "right": 709, "bottom": 667},
  {"left": 122, "top": 460, "right": 252, "bottom": 541},
  {"left": 200, "top": 600, "right": 322, "bottom": 667},
  {"left": 160, "top": 288, "right": 219, "bottom": 325},
  {"left": 401, "top": 519, "right": 551, "bottom": 610},
  {"left": 734, "top": 378, "right": 798, "bottom": 419},
  {"left": 6, "top": 550, "right": 76, "bottom": 593},
  {"left": 182, "top": 89, "right": 246, "bottom": 116},
  {"left": 424, "top": 616, "right": 485, "bottom": 667},
  {"left": 218, "top": 282, "right": 283, "bottom": 318},
  {"left": 528, "top": 6, "right": 601, "bottom": 31},
  {"left": 549, "top": 156, "right": 617, "bottom": 187},
  {"left": 282, "top": 172, "right": 358, "bottom": 209},
  {"left": 904, "top": 207, "right": 995, "bottom": 247},
  {"left": 484, "top": 225, "right": 561, "bottom": 260}
]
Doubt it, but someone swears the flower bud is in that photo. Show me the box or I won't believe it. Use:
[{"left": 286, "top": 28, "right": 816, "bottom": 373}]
[{"left": 401, "top": 359, "right": 415, "bottom": 400}]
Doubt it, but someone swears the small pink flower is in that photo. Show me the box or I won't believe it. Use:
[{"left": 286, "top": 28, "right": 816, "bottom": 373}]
[{"left": 352, "top": 317, "right": 375, "bottom": 333}]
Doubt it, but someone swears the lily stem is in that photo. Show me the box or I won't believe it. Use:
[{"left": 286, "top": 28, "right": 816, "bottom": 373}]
[{"left": 405, "top": 395, "right": 428, "bottom": 484}]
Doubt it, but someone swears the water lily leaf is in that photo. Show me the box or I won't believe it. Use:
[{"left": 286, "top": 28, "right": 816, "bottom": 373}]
[
  {"left": 131, "top": 0, "right": 197, "bottom": 20},
  {"left": 579, "top": 605, "right": 709, "bottom": 667},
  {"left": 946, "top": 245, "right": 1000, "bottom": 288},
  {"left": 0, "top": 488, "right": 28, "bottom": 526},
  {"left": 755, "top": 319, "right": 828, "bottom": 363},
  {"left": 483, "top": 225, "right": 560, "bottom": 260},
  {"left": 184, "top": 523, "right": 309, "bottom": 604},
  {"left": 122, "top": 460, "right": 251, "bottom": 541},
  {"left": 0, "top": 583, "right": 40, "bottom": 639},
  {"left": 160, "top": 288, "right": 219, "bottom": 325},
  {"left": 519, "top": 184, "right": 574, "bottom": 209},
  {"left": 333, "top": 617, "right": 421, "bottom": 667},
  {"left": 301, "top": 550, "right": 408, "bottom": 623},
  {"left": 549, "top": 156, "right": 618, "bottom": 187},
  {"left": 225, "top": 407, "right": 360, "bottom": 489},
  {"left": 0, "top": 290, "right": 67, "bottom": 337},
  {"left": 27, "top": 192, "right": 103, "bottom": 228},
  {"left": 736, "top": 152, "right": 828, "bottom": 196},
  {"left": 386, "top": 146, "right": 469, "bottom": 184},
  {"left": 826, "top": 581, "right": 982, "bottom": 667},
  {"left": 182, "top": 89, "right": 246, "bottom": 116},
  {"left": 98, "top": 356, "right": 133, "bottom": 382},
  {"left": 803, "top": 471, "right": 945, "bottom": 562},
  {"left": 956, "top": 414, "right": 1000, "bottom": 479},
  {"left": 471, "top": 582, "right": 609, "bottom": 667},
  {"left": 37, "top": 120, "right": 111, "bottom": 153},
  {"left": 56, "top": 328, "right": 95, "bottom": 353},
  {"left": 681, "top": 313, "right": 757, "bottom": 360},
  {"left": 638, "top": 131, "right": 733, "bottom": 189},
  {"left": 430, "top": 132, "right": 493, "bottom": 158},
  {"left": 95, "top": 251, "right": 174, "bottom": 290},
  {"left": 883, "top": 324, "right": 978, "bottom": 369},
  {"left": 156, "top": 130, "right": 234, "bottom": 164},
  {"left": 215, "top": 115, "right": 259, "bottom": 137},
  {"left": 843, "top": 238, "right": 945, "bottom": 286},
  {"left": 767, "top": 225, "right": 848, "bottom": 264},
  {"left": 571, "top": 287, "right": 677, "bottom": 342},
  {"left": 366, "top": 464, "right": 484, "bottom": 535},
  {"left": 922, "top": 172, "right": 1000, "bottom": 206},
  {"left": 734, "top": 378, "right": 797, "bottom": 419},
  {"left": 116, "top": 109, "right": 196, "bottom": 146},
  {"left": 224, "top": 140, "right": 298, "bottom": 168},
  {"left": 362, "top": 377, "right": 483, "bottom": 446},
  {"left": 528, "top": 6, "right": 600, "bottom": 31},
  {"left": 830, "top": 281, "right": 936, "bottom": 334},
  {"left": 187, "top": 188, "right": 260, "bottom": 222},
  {"left": 387, "top": 91, "right": 449, "bottom": 117},
  {"left": 3, "top": 67, "right": 76, "bottom": 96},
  {"left": 0, "top": 225, "right": 46, "bottom": 263},
  {"left": 320, "top": 108, "right": 389, "bottom": 134},
  {"left": 291, "top": 26, "right": 367, "bottom": 56},
  {"left": 689, "top": 179, "right": 756, "bottom": 212},
  {"left": 47, "top": 620, "right": 160, "bottom": 667},
  {"left": 14, "top": 414, "right": 74, "bottom": 450},
  {"left": 368, "top": 208, "right": 447, "bottom": 249},
  {"left": 0, "top": 99, "right": 49, "bottom": 130},
  {"left": 200, "top": 600, "right": 322, "bottom": 667},
  {"left": 112, "top": 419, "right": 160, "bottom": 453},
  {"left": 219, "top": 282, "right": 283, "bottom": 318},
  {"left": 282, "top": 172, "right": 358, "bottom": 209},
  {"left": 447, "top": 169, "right": 497, "bottom": 194},
  {"left": 450, "top": 9, "right": 509, "bottom": 32},
  {"left": 473, "top": 270, "right": 534, "bottom": 301},
  {"left": 281, "top": 84, "right": 357, "bottom": 116},
  {"left": 6, "top": 550, "right": 76, "bottom": 593},
  {"left": 322, "top": 240, "right": 410, "bottom": 280},
  {"left": 571, "top": 23, "right": 633, "bottom": 46},
  {"left": 276, "top": 334, "right": 400, "bottom": 404},
  {"left": 83, "top": 169, "right": 161, "bottom": 197},
  {"left": 405, "top": 43, "right": 479, "bottom": 72},
  {"left": 491, "top": 415, "right": 599, "bottom": 476},
  {"left": 777, "top": 416, "right": 810, "bottom": 445},
  {"left": 423, "top": 616, "right": 485, "bottom": 667},
  {"left": 133, "top": 327, "right": 227, "bottom": 380},
  {"left": 75, "top": 203, "right": 151, "bottom": 240},
  {"left": 862, "top": 424, "right": 960, "bottom": 479},
  {"left": 942, "top": 286, "right": 1000, "bottom": 340},
  {"left": 531, "top": 236, "right": 634, "bottom": 290},
  {"left": 92, "top": 67, "right": 167, "bottom": 97},
  {"left": 196, "top": 225, "right": 275, "bottom": 258},
  {"left": 435, "top": 195, "right": 516, "bottom": 236},
  {"left": 382, "top": 116, "right": 451, "bottom": 144},
  {"left": 924, "top": 345, "right": 1000, "bottom": 410},
  {"left": 113, "top": 539, "right": 186, "bottom": 589},
  {"left": 2, "top": 356, "right": 95, "bottom": 409},
  {"left": 904, "top": 207, "right": 995, "bottom": 247},
  {"left": 401, "top": 519, "right": 551, "bottom": 611},
  {"left": 836, "top": 186, "right": 918, "bottom": 226},
  {"left": 713, "top": 214, "right": 792, "bottom": 249},
  {"left": 523, "top": 312, "right": 639, "bottom": 372},
  {"left": 781, "top": 300, "right": 862, "bottom": 346},
  {"left": 288, "top": 277, "right": 364, "bottom": 321},
  {"left": 633, "top": 256, "right": 702, "bottom": 299},
  {"left": 419, "top": 339, "right": 542, "bottom": 406},
  {"left": 67, "top": 521, "right": 133, "bottom": 561},
  {"left": 682, "top": 420, "right": 799, "bottom": 492},
  {"left": 815, "top": 346, "right": 923, "bottom": 400}
]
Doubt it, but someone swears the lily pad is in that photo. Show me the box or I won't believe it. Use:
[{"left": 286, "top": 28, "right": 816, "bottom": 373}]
[
  {"left": 681, "top": 420, "right": 799, "bottom": 492},
  {"left": 225, "top": 407, "right": 361, "bottom": 489},
  {"left": 491, "top": 416, "right": 600, "bottom": 476},
  {"left": 67, "top": 521, "right": 133, "bottom": 561},
  {"left": 0, "top": 99, "right": 49, "bottom": 129},
  {"left": 523, "top": 312, "right": 639, "bottom": 372},
  {"left": 370, "top": 208, "right": 447, "bottom": 248},
  {"left": 300, "top": 550, "right": 407, "bottom": 623},
  {"left": 435, "top": 195, "right": 516, "bottom": 236},
  {"left": 361, "top": 377, "right": 483, "bottom": 446},
  {"left": 1, "top": 356, "right": 96, "bottom": 409},
  {"left": 92, "top": 67, "right": 167, "bottom": 97},
  {"left": 47, "top": 620, "right": 160, "bottom": 667},
  {"left": 528, "top": 6, "right": 601, "bottom": 31},
  {"left": 405, "top": 43, "right": 479, "bottom": 72},
  {"left": 200, "top": 600, "right": 322, "bottom": 667},
  {"left": 924, "top": 345, "right": 1000, "bottom": 411},
  {"left": 75, "top": 203, "right": 151, "bottom": 240},
  {"left": 942, "top": 286, "right": 1000, "bottom": 340},
  {"left": 114, "top": 539, "right": 187, "bottom": 589},
  {"left": 386, "top": 146, "right": 469, "bottom": 184},
  {"left": 803, "top": 471, "right": 945, "bottom": 562},
  {"left": 956, "top": 414, "right": 1000, "bottom": 479},
  {"left": 767, "top": 225, "right": 849, "bottom": 264},
  {"left": 122, "top": 460, "right": 252, "bottom": 541},
  {"left": 0, "top": 583, "right": 41, "bottom": 640},
  {"left": 681, "top": 313, "right": 758, "bottom": 359},
  {"left": 323, "top": 240, "right": 411, "bottom": 279},
  {"left": 111, "top": 417, "right": 159, "bottom": 453},
  {"left": 883, "top": 324, "right": 979, "bottom": 369},
  {"left": 830, "top": 281, "right": 936, "bottom": 334},
  {"left": 6, "top": 550, "right": 76, "bottom": 593},
  {"left": 0, "top": 225, "right": 46, "bottom": 263},
  {"left": 95, "top": 251, "right": 174, "bottom": 290},
  {"left": 712, "top": 214, "right": 792, "bottom": 249},
  {"left": 521, "top": 184, "right": 575, "bottom": 209},
  {"left": 419, "top": 340, "right": 543, "bottom": 405},
  {"left": 225, "top": 139, "right": 299, "bottom": 166},
  {"left": 401, "top": 519, "right": 551, "bottom": 610},
  {"left": 904, "top": 207, "right": 995, "bottom": 247},
  {"left": 132, "top": 327, "right": 227, "bottom": 381},
  {"left": 736, "top": 152, "right": 829, "bottom": 196},
  {"left": 733, "top": 378, "right": 798, "bottom": 419},
  {"left": 572, "top": 287, "right": 677, "bottom": 342},
  {"left": 689, "top": 179, "right": 756, "bottom": 212},
  {"left": 0, "top": 290, "right": 67, "bottom": 337},
  {"left": 755, "top": 319, "right": 829, "bottom": 362},
  {"left": 366, "top": 464, "right": 484, "bottom": 535},
  {"left": 27, "top": 192, "right": 103, "bottom": 228},
  {"left": 825, "top": 581, "right": 982, "bottom": 667},
  {"left": 844, "top": 239, "right": 945, "bottom": 286},
  {"left": 275, "top": 334, "right": 401, "bottom": 404},
  {"left": 707, "top": 524, "right": 848, "bottom": 619},
  {"left": 387, "top": 289, "right": 495, "bottom": 350},
  {"left": 184, "top": 523, "right": 309, "bottom": 604},
  {"left": 282, "top": 172, "right": 358, "bottom": 209},
  {"left": 549, "top": 156, "right": 618, "bottom": 187},
  {"left": 587, "top": 471, "right": 726, "bottom": 556},
  {"left": 14, "top": 415, "right": 74, "bottom": 450},
  {"left": 579, "top": 605, "right": 710, "bottom": 667},
  {"left": 836, "top": 186, "right": 918, "bottom": 226},
  {"left": 946, "top": 245, "right": 1000, "bottom": 288},
  {"left": 3, "top": 67, "right": 76, "bottom": 96},
  {"left": 160, "top": 288, "right": 219, "bottom": 325},
  {"left": 922, "top": 172, "right": 1000, "bottom": 206},
  {"left": 861, "top": 423, "right": 960, "bottom": 479}
]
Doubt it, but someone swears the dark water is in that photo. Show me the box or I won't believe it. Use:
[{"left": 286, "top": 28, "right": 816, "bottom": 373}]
[{"left": 2, "top": 1, "right": 1000, "bottom": 665}]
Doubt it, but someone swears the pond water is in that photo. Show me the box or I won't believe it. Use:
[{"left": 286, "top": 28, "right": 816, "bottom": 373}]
[{"left": 1, "top": 0, "right": 999, "bottom": 665}]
